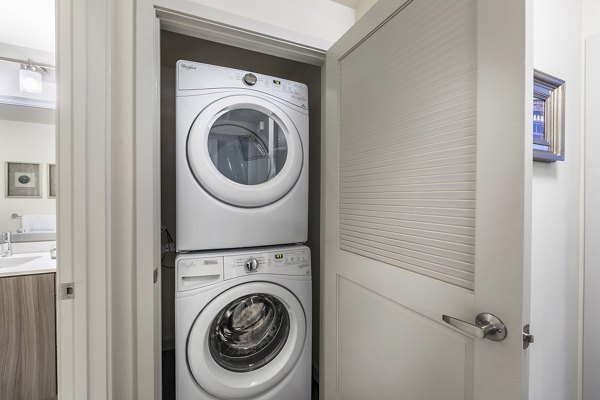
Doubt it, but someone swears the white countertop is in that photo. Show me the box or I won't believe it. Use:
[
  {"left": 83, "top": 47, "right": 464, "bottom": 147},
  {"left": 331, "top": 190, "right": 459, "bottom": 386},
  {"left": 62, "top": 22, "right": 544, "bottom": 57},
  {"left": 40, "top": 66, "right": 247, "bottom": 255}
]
[{"left": 0, "top": 252, "right": 57, "bottom": 277}]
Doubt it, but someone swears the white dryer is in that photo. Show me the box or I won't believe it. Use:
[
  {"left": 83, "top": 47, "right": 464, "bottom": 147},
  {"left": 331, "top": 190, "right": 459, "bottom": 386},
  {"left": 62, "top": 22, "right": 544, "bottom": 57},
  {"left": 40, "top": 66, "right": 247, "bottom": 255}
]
[
  {"left": 176, "top": 61, "right": 309, "bottom": 251},
  {"left": 175, "top": 245, "right": 311, "bottom": 400}
]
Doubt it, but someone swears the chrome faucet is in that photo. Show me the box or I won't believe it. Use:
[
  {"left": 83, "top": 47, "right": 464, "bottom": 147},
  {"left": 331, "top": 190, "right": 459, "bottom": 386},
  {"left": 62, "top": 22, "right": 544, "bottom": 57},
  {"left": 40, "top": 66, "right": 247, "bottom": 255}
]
[{"left": 0, "top": 232, "right": 12, "bottom": 257}]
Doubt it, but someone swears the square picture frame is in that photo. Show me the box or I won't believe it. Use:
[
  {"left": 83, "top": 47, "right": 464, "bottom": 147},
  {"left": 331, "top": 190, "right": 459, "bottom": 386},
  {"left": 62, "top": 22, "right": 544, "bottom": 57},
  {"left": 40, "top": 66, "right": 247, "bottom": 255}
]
[
  {"left": 533, "top": 69, "right": 566, "bottom": 162},
  {"left": 48, "top": 164, "right": 57, "bottom": 198},
  {"left": 5, "top": 162, "right": 42, "bottom": 198}
]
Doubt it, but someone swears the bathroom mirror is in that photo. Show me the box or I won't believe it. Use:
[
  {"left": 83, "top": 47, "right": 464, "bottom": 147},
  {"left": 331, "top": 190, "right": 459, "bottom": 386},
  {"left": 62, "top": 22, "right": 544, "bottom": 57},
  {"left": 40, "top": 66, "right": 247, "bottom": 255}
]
[
  {"left": 0, "top": 71, "right": 56, "bottom": 237},
  {"left": 0, "top": 4, "right": 57, "bottom": 246}
]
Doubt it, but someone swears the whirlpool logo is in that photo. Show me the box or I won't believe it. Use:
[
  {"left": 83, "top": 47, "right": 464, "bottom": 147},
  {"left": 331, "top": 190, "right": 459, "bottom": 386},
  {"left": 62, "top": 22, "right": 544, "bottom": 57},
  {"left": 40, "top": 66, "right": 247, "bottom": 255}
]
[{"left": 180, "top": 63, "right": 196, "bottom": 71}]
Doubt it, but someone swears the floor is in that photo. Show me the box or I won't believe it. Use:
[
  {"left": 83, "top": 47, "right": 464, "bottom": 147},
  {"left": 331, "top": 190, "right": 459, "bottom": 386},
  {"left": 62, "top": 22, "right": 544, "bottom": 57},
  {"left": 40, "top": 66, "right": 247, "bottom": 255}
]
[{"left": 162, "top": 350, "right": 319, "bottom": 399}]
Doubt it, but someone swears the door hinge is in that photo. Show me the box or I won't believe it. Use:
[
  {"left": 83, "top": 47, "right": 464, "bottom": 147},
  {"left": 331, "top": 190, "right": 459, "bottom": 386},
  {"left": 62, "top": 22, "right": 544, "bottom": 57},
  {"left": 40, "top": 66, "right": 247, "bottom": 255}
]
[
  {"left": 59, "top": 282, "right": 75, "bottom": 300},
  {"left": 523, "top": 324, "right": 534, "bottom": 349},
  {"left": 153, "top": 268, "right": 158, "bottom": 284}
]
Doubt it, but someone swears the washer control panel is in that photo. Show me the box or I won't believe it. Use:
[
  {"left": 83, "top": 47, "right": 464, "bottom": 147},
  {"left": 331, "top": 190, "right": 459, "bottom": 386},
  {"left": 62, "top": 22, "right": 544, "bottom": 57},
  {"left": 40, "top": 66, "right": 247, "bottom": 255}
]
[
  {"left": 224, "top": 246, "right": 311, "bottom": 280},
  {"left": 244, "top": 258, "right": 259, "bottom": 272}
]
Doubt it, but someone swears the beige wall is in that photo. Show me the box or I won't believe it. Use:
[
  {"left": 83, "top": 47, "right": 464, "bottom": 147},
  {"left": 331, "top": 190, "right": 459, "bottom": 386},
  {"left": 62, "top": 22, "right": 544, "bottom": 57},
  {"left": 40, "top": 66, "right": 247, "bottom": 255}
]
[
  {"left": 583, "top": 0, "right": 600, "bottom": 38},
  {"left": 530, "top": 0, "right": 583, "bottom": 399},
  {"left": 0, "top": 117, "right": 55, "bottom": 232},
  {"left": 355, "top": 0, "right": 378, "bottom": 19},
  {"left": 185, "top": 0, "right": 354, "bottom": 45}
]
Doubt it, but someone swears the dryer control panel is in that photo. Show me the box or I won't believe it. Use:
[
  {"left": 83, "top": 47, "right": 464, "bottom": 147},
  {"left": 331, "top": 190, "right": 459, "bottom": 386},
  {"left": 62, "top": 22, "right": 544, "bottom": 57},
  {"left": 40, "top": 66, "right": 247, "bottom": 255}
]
[
  {"left": 224, "top": 247, "right": 311, "bottom": 280},
  {"left": 177, "top": 60, "right": 309, "bottom": 110}
]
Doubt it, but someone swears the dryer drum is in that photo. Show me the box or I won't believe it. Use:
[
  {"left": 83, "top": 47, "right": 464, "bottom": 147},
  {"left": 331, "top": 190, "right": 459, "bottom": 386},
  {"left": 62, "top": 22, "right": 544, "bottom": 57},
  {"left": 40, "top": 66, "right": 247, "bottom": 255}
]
[
  {"left": 208, "top": 293, "right": 290, "bottom": 372},
  {"left": 206, "top": 108, "right": 289, "bottom": 186}
]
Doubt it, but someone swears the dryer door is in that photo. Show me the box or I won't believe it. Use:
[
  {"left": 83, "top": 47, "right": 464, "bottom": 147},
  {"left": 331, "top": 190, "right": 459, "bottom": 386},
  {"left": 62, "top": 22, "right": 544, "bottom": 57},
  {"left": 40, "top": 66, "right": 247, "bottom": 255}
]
[
  {"left": 187, "top": 95, "right": 304, "bottom": 208},
  {"left": 187, "top": 282, "right": 307, "bottom": 399}
]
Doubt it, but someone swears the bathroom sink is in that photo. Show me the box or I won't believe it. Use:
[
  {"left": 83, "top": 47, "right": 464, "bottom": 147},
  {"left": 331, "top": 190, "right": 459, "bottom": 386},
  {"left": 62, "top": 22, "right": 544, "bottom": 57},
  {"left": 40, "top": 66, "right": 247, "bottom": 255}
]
[
  {"left": 0, "top": 252, "right": 56, "bottom": 277},
  {"left": 0, "top": 254, "right": 45, "bottom": 268}
]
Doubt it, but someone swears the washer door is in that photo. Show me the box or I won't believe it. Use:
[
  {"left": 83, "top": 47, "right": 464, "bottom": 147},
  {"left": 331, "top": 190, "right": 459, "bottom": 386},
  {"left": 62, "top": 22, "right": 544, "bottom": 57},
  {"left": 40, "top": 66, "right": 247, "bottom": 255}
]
[
  {"left": 187, "top": 282, "right": 307, "bottom": 399},
  {"left": 187, "top": 95, "right": 304, "bottom": 208}
]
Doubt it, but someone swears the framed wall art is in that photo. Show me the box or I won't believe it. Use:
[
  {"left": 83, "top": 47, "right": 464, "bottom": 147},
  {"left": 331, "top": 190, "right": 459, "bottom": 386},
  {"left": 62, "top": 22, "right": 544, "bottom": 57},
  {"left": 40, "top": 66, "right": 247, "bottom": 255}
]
[
  {"left": 5, "top": 162, "right": 42, "bottom": 198},
  {"left": 533, "top": 69, "right": 566, "bottom": 162},
  {"left": 48, "top": 164, "right": 57, "bottom": 198}
]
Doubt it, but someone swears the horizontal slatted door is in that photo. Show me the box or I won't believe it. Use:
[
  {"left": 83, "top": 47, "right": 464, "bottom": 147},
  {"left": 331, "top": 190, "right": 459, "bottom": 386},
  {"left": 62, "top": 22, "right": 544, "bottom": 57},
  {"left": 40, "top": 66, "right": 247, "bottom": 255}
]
[
  {"left": 338, "top": 0, "right": 477, "bottom": 290},
  {"left": 322, "top": 0, "right": 531, "bottom": 399}
]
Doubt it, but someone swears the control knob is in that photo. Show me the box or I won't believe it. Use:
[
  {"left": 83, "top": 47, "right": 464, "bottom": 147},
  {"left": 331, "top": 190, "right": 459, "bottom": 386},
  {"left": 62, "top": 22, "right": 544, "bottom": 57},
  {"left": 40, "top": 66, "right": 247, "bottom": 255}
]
[
  {"left": 243, "top": 73, "right": 257, "bottom": 86},
  {"left": 245, "top": 258, "right": 259, "bottom": 272}
]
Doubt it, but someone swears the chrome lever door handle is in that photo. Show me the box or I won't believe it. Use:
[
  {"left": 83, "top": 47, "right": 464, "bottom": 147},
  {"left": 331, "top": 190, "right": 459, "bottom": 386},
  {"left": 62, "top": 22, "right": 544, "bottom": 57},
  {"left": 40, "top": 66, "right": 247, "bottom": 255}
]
[{"left": 442, "top": 313, "right": 507, "bottom": 341}]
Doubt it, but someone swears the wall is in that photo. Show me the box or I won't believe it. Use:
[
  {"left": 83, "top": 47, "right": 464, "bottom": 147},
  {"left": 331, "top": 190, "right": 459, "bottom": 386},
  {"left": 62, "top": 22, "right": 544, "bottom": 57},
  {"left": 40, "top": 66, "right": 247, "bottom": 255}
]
[
  {"left": 186, "top": 0, "right": 354, "bottom": 46},
  {"left": 530, "top": 0, "right": 583, "bottom": 399},
  {"left": 355, "top": 0, "right": 378, "bottom": 19},
  {"left": 582, "top": 0, "right": 600, "bottom": 39},
  {"left": 0, "top": 116, "right": 55, "bottom": 232}
]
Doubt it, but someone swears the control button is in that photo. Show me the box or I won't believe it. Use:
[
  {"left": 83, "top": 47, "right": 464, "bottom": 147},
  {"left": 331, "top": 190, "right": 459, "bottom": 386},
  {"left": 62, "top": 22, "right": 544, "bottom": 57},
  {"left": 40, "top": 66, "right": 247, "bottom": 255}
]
[
  {"left": 243, "top": 73, "right": 257, "bottom": 86},
  {"left": 245, "top": 258, "right": 259, "bottom": 272}
]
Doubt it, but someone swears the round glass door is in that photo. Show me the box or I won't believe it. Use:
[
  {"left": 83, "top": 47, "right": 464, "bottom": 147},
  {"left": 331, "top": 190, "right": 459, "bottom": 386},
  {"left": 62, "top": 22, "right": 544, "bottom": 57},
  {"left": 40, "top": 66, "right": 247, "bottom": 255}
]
[
  {"left": 208, "top": 109, "right": 289, "bottom": 186},
  {"left": 209, "top": 294, "right": 290, "bottom": 372},
  {"left": 187, "top": 96, "right": 303, "bottom": 208},
  {"left": 186, "top": 282, "right": 306, "bottom": 399}
]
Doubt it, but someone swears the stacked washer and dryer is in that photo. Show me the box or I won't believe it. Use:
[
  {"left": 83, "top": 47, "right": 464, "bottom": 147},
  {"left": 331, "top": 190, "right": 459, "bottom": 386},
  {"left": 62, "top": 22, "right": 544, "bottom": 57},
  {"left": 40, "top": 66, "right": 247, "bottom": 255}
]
[{"left": 174, "top": 61, "right": 312, "bottom": 400}]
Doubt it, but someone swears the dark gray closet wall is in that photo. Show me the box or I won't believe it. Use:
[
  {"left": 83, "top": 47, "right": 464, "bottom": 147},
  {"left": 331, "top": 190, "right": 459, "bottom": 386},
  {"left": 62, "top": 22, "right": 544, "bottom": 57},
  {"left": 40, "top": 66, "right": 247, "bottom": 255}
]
[{"left": 160, "top": 30, "right": 322, "bottom": 373}]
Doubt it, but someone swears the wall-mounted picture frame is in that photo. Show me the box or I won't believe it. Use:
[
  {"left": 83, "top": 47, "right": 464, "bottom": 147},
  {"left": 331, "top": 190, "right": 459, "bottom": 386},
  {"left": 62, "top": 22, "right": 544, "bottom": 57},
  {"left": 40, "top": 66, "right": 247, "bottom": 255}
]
[
  {"left": 5, "top": 162, "right": 42, "bottom": 198},
  {"left": 48, "top": 164, "right": 57, "bottom": 198},
  {"left": 533, "top": 69, "right": 566, "bottom": 162}
]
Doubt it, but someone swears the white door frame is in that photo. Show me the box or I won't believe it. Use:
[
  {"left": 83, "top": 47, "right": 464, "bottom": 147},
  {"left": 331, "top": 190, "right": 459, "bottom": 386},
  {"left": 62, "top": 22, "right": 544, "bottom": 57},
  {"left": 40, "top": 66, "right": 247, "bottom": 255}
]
[
  {"left": 583, "top": 32, "right": 600, "bottom": 400},
  {"left": 57, "top": 0, "right": 111, "bottom": 399},
  {"left": 57, "top": 0, "right": 331, "bottom": 398},
  {"left": 135, "top": 1, "right": 328, "bottom": 397}
]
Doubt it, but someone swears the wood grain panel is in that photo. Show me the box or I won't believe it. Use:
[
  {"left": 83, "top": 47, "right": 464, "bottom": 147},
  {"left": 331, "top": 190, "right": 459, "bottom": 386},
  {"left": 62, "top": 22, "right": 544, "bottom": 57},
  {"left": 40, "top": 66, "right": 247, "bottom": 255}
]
[
  {"left": 0, "top": 273, "right": 57, "bottom": 400},
  {"left": 338, "top": 0, "right": 477, "bottom": 290}
]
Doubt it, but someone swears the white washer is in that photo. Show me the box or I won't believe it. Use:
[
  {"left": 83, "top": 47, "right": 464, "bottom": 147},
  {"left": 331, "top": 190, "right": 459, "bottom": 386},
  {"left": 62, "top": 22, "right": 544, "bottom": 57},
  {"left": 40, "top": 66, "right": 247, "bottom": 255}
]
[
  {"left": 176, "top": 61, "right": 309, "bottom": 251},
  {"left": 175, "top": 245, "right": 312, "bottom": 400}
]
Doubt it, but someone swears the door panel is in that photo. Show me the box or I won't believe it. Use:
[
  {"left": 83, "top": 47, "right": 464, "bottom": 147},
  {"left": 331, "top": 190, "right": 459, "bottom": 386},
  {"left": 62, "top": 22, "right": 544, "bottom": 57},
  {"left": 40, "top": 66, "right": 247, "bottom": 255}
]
[
  {"left": 338, "top": 0, "right": 476, "bottom": 290},
  {"left": 338, "top": 277, "right": 473, "bottom": 400},
  {"left": 322, "top": 0, "right": 532, "bottom": 398}
]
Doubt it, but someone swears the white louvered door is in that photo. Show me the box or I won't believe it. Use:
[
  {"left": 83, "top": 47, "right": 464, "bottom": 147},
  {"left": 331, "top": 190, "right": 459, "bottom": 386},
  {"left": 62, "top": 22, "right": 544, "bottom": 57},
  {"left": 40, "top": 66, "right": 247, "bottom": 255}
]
[{"left": 321, "top": 1, "right": 532, "bottom": 399}]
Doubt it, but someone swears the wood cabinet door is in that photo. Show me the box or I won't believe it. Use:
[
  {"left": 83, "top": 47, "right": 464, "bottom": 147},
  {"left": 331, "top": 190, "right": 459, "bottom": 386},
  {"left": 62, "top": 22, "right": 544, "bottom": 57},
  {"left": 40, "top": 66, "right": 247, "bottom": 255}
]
[{"left": 0, "top": 273, "right": 56, "bottom": 400}]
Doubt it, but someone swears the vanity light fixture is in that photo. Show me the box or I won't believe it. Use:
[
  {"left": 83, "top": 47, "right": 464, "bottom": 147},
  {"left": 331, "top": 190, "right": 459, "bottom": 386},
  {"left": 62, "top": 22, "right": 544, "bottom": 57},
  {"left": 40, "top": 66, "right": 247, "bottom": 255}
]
[{"left": 19, "top": 63, "right": 43, "bottom": 94}]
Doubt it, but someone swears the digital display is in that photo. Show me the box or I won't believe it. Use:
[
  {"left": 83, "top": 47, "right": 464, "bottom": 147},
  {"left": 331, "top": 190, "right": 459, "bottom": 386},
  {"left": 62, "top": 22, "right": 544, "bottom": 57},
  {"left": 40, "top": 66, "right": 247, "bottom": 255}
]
[
  {"left": 275, "top": 253, "right": 284, "bottom": 259},
  {"left": 273, "top": 80, "right": 281, "bottom": 85}
]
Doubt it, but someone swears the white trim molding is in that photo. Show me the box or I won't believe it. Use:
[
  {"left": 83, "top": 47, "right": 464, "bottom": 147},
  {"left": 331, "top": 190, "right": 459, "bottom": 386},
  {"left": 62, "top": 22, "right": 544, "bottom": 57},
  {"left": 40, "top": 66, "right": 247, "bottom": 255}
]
[
  {"left": 57, "top": 0, "right": 112, "bottom": 398},
  {"left": 60, "top": 0, "right": 331, "bottom": 397},
  {"left": 135, "top": 1, "right": 327, "bottom": 398},
  {"left": 583, "top": 33, "right": 600, "bottom": 400}
]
